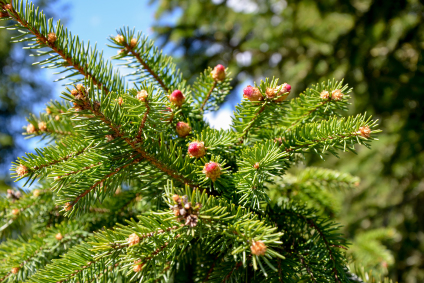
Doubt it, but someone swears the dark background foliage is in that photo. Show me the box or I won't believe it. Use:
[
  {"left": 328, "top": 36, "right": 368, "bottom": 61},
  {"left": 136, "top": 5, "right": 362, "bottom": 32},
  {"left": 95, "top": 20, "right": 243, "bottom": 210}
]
[{"left": 150, "top": 0, "right": 424, "bottom": 281}]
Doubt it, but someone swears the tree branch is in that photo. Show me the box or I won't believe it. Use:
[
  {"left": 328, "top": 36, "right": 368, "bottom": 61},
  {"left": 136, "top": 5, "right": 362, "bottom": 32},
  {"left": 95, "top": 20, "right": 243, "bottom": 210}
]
[
  {"left": 200, "top": 81, "right": 217, "bottom": 112},
  {"left": 7, "top": 4, "right": 110, "bottom": 94},
  {"left": 124, "top": 43, "right": 169, "bottom": 93}
]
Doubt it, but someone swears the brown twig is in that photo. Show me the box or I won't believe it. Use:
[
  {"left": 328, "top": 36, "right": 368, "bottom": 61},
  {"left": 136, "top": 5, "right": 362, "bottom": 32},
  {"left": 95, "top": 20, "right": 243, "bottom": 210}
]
[
  {"left": 285, "top": 100, "right": 332, "bottom": 132},
  {"left": 137, "top": 101, "right": 150, "bottom": 143},
  {"left": 282, "top": 130, "right": 363, "bottom": 153},
  {"left": 7, "top": 4, "right": 110, "bottom": 94},
  {"left": 124, "top": 44, "right": 169, "bottom": 93},
  {"left": 200, "top": 81, "right": 217, "bottom": 112},
  {"left": 299, "top": 253, "right": 317, "bottom": 283},
  {"left": 71, "top": 158, "right": 141, "bottom": 205},
  {"left": 239, "top": 102, "right": 267, "bottom": 144}
]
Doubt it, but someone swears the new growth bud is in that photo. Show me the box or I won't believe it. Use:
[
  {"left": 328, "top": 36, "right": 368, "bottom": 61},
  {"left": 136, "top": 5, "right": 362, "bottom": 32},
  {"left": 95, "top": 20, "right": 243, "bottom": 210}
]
[
  {"left": 55, "top": 233, "right": 63, "bottom": 241},
  {"left": 169, "top": 90, "right": 185, "bottom": 107},
  {"left": 265, "top": 83, "right": 291, "bottom": 102},
  {"left": 47, "top": 32, "right": 57, "bottom": 44},
  {"left": 176, "top": 122, "right": 191, "bottom": 137},
  {"left": 38, "top": 122, "right": 47, "bottom": 132},
  {"left": 12, "top": 208, "right": 20, "bottom": 215},
  {"left": 211, "top": 64, "right": 226, "bottom": 81},
  {"left": 76, "top": 84, "right": 85, "bottom": 92},
  {"left": 130, "top": 38, "right": 137, "bottom": 48},
  {"left": 243, "top": 85, "right": 262, "bottom": 101},
  {"left": 115, "top": 34, "right": 124, "bottom": 44},
  {"left": 133, "top": 260, "right": 143, "bottom": 272},
  {"left": 128, "top": 233, "right": 140, "bottom": 246},
  {"left": 202, "top": 161, "right": 222, "bottom": 182},
  {"left": 358, "top": 126, "right": 371, "bottom": 138},
  {"left": 251, "top": 240, "right": 267, "bottom": 256},
  {"left": 11, "top": 267, "right": 20, "bottom": 274},
  {"left": 320, "top": 90, "right": 329, "bottom": 99},
  {"left": 33, "top": 189, "right": 41, "bottom": 197},
  {"left": 332, "top": 89, "right": 343, "bottom": 101},
  {"left": 16, "top": 164, "right": 28, "bottom": 177},
  {"left": 136, "top": 90, "right": 148, "bottom": 102},
  {"left": 26, "top": 124, "right": 36, "bottom": 134},
  {"left": 276, "top": 83, "right": 291, "bottom": 102},
  {"left": 188, "top": 141, "right": 206, "bottom": 158}
]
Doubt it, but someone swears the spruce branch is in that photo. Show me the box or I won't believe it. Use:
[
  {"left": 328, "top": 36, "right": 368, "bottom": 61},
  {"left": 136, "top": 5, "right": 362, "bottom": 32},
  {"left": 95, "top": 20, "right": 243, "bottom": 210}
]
[
  {"left": 2, "top": 1, "right": 124, "bottom": 93},
  {"left": 269, "top": 203, "right": 350, "bottom": 282},
  {"left": 192, "top": 66, "right": 232, "bottom": 113},
  {"left": 11, "top": 138, "right": 95, "bottom": 184},
  {"left": 0, "top": 1, "right": 383, "bottom": 279},
  {"left": 0, "top": 189, "right": 56, "bottom": 237},
  {"left": 0, "top": 221, "right": 90, "bottom": 282},
  {"left": 281, "top": 79, "right": 351, "bottom": 133},
  {"left": 278, "top": 114, "right": 380, "bottom": 158},
  {"left": 69, "top": 83, "right": 197, "bottom": 188},
  {"left": 122, "top": 39, "right": 169, "bottom": 93},
  {"left": 200, "top": 80, "right": 217, "bottom": 112},
  {"left": 59, "top": 156, "right": 142, "bottom": 214},
  {"left": 136, "top": 100, "right": 150, "bottom": 143},
  {"left": 232, "top": 78, "right": 288, "bottom": 144},
  {"left": 110, "top": 28, "right": 184, "bottom": 93}
]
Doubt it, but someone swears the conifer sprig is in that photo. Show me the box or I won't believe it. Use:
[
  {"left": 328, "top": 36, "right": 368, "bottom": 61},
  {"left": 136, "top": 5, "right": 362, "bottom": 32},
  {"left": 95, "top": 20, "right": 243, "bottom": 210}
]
[
  {"left": 0, "top": 1, "right": 384, "bottom": 281},
  {"left": 281, "top": 79, "right": 351, "bottom": 132},
  {"left": 1, "top": 1, "right": 125, "bottom": 94},
  {"left": 278, "top": 114, "right": 379, "bottom": 158},
  {"left": 110, "top": 28, "right": 184, "bottom": 93},
  {"left": 192, "top": 67, "right": 232, "bottom": 113}
]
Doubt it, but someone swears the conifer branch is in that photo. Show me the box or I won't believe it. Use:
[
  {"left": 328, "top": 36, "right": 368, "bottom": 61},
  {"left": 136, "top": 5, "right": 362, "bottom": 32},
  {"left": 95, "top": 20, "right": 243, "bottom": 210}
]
[
  {"left": 136, "top": 101, "right": 150, "bottom": 143},
  {"left": 69, "top": 157, "right": 141, "bottom": 207},
  {"left": 29, "top": 128, "right": 75, "bottom": 137},
  {"left": 76, "top": 89, "right": 196, "bottom": 187},
  {"left": 1, "top": 2, "right": 382, "bottom": 278},
  {"left": 299, "top": 253, "right": 317, "bottom": 283},
  {"left": 6, "top": 3, "right": 111, "bottom": 94},
  {"left": 192, "top": 67, "right": 232, "bottom": 113},
  {"left": 12, "top": 139, "right": 94, "bottom": 182},
  {"left": 279, "top": 79, "right": 351, "bottom": 133},
  {"left": 200, "top": 81, "right": 217, "bottom": 112},
  {"left": 110, "top": 28, "right": 184, "bottom": 93},
  {"left": 135, "top": 234, "right": 180, "bottom": 266},
  {"left": 303, "top": 215, "right": 341, "bottom": 282},
  {"left": 56, "top": 161, "right": 102, "bottom": 178},
  {"left": 239, "top": 102, "right": 267, "bottom": 143},
  {"left": 224, "top": 261, "right": 243, "bottom": 281},
  {"left": 285, "top": 100, "right": 331, "bottom": 132},
  {"left": 277, "top": 114, "right": 379, "bottom": 157},
  {"left": 124, "top": 43, "right": 169, "bottom": 92}
]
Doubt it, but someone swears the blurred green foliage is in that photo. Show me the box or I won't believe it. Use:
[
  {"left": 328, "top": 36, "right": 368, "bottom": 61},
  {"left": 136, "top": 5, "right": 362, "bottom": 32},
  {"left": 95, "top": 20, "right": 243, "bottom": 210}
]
[{"left": 151, "top": 0, "right": 424, "bottom": 281}]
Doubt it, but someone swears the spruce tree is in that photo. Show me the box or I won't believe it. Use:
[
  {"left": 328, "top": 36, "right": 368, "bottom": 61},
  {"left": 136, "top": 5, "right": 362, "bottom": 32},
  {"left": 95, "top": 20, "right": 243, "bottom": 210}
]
[{"left": 0, "top": 1, "right": 386, "bottom": 282}]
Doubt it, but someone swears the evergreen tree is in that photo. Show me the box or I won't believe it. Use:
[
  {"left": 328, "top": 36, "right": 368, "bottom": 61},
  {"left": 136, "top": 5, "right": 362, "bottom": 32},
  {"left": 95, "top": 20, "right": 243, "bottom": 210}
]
[
  {"left": 0, "top": 1, "right": 390, "bottom": 282},
  {"left": 151, "top": 0, "right": 424, "bottom": 280}
]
